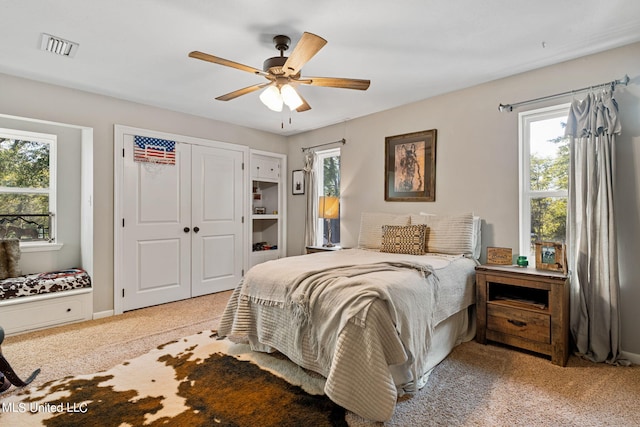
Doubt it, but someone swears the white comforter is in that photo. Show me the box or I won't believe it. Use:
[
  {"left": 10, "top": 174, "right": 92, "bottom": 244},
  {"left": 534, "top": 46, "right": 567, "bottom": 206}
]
[{"left": 218, "top": 249, "right": 476, "bottom": 421}]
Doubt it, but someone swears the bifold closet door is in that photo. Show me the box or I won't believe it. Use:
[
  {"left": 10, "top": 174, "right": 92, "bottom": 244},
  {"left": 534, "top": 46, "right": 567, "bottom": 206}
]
[
  {"left": 121, "top": 138, "right": 244, "bottom": 311},
  {"left": 190, "top": 144, "right": 244, "bottom": 297},
  {"left": 122, "top": 138, "right": 192, "bottom": 311}
]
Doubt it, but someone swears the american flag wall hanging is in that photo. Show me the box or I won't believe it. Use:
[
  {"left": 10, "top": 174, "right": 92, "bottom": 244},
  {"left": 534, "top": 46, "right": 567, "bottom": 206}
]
[{"left": 133, "top": 135, "right": 176, "bottom": 165}]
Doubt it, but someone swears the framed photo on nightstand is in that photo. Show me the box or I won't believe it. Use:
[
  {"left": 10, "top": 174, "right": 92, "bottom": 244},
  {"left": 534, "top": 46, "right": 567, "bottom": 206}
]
[{"left": 535, "top": 241, "right": 566, "bottom": 273}]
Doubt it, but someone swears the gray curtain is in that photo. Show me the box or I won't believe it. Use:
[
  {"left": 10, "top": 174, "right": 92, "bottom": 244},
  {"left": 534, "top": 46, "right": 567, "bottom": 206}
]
[
  {"left": 303, "top": 150, "right": 318, "bottom": 247},
  {"left": 565, "top": 90, "right": 623, "bottom": 363}
]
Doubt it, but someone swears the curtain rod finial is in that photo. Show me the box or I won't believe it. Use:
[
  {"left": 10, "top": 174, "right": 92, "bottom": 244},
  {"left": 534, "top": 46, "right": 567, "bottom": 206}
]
[{"left": 498, "top": 104, "right": 513, "bottom": 113}]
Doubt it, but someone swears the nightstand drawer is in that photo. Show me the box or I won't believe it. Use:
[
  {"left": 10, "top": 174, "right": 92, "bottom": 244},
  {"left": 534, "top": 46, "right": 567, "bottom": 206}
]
[{"left": 487, "top": 304, "right": 550, "bottom": 344}]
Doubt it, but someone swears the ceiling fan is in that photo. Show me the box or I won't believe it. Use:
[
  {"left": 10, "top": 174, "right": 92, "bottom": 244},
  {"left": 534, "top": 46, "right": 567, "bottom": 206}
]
[{"left": 188, "top": 32, "right": 370, "bottom": 112}]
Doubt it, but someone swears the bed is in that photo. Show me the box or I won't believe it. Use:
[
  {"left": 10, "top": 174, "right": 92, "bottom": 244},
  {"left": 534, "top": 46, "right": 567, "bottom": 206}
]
[{"left": 218, "top": 212, "right": 480, "bottom": 421}]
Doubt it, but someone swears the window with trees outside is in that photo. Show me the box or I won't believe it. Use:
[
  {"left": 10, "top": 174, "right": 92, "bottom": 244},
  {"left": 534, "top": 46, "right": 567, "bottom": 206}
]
[
  {"left": 0, "top": 128, "right": 56, "bottom": 243},
  {"left": 519, "top": 104, "right": 569, "bottom": 266},
  {"left": 315, "top": 148, "right": 340, "bottom": 246}
]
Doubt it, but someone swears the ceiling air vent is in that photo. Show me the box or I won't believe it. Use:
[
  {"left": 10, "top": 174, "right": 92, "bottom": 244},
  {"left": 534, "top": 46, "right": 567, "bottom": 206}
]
[{"left": 40, "top": 33, "right": 79, "bottom": 57}]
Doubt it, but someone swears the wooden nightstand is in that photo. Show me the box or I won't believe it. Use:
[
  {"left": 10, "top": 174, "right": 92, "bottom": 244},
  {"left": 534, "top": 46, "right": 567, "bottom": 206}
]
[
  {"left": 475, "top": 264, "right": 569, "bottom": 366},
  {"left": 305, "top": 245, "right": 343, "bottom": 254}
]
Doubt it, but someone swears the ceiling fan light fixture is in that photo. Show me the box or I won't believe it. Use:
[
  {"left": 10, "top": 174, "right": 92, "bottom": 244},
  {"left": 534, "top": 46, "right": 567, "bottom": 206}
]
[
  {"left": 259, "top": 86, "right": 283, "bottom": 112},
  {"left": 281, "top": 84, "right": 303, "bottom": 110},
  {"left": 190, "top": 31, "right": 370, "bottom": 114}
]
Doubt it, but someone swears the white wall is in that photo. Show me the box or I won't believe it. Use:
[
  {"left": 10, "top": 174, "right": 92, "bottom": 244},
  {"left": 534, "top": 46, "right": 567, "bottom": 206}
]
[
  {"left": 286, "top": 42, "right": 640, "bottom": 355},
  {"left": 0, "top": 73, "right": 287, "bottom": 313}
]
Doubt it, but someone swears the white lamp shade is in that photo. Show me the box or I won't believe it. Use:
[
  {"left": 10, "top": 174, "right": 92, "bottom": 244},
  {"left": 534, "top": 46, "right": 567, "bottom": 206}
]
[
  {"left": 280, "top": 84, "right": 303, "bottom": 110},
  {"left": 259, "top": 86, "right": 283, "bottom": 112}
]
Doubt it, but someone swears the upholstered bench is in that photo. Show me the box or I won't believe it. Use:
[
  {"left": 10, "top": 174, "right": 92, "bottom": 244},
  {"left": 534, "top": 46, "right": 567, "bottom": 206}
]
[{"left": 0, "top": 268, "right": 93, "bottom": 335}]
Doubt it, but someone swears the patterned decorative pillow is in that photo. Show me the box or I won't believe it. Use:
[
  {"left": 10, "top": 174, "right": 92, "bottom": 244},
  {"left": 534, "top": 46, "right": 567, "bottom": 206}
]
[
  {"left": 380, "top": 224, "right": 428, "bottom": 255},
  {"left": 357, "top": 212, "right": 411, "bottom": 249}
]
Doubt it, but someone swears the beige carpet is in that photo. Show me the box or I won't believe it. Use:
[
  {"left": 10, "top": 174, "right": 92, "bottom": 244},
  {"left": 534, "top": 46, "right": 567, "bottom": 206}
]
[
  {"left": 2, "top": 291, "right": 639, "bottom": 426},
  {"left": 1, "top": 291, "right": 232, "bottom": 387}
]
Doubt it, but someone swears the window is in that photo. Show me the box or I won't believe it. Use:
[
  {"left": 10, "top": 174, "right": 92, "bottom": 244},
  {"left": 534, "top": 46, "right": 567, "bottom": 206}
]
[
  {"left": 315, "top": 148, "right": 341, "bottom": 246},
  {"left": 0, "top": 128, "right": 56, "bottom": 243},
  {"left": 519, "top": 105, "right": 569, "bottom": 265}
]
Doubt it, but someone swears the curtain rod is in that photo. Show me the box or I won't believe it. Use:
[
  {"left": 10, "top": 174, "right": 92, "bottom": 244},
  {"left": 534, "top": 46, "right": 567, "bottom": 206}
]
[
  {"left": 498, "top": 74, "right": 630, "bottom": 112},
  {"left": 301, "top": 138, "right": 346, "bottom": 151}
]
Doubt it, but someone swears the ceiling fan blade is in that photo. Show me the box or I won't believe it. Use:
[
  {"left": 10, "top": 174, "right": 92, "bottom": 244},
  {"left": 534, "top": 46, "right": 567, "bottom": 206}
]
[
  {"left": 216, "top": 83, "right": 270, "bottom": 101},
  {"left": 299, "top": 77, "right": 370, "bottom": 90},
  {"left": 295, "top": 93, "right": 312, "bottom": 112},
  {"left": 189, "top": 51, "right": 267, "bottom": 76},
  {"left": 282, "top": 32, "right": 327, "bottom": 76}
]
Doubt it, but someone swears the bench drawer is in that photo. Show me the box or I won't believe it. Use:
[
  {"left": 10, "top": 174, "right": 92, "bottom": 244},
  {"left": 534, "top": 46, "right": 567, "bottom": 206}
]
[
  {"left": 487, "top": 304, "right": 550, "bottom": 344},
  {"left": 0, "top": 290, "right": 93, "bottom": 335}
]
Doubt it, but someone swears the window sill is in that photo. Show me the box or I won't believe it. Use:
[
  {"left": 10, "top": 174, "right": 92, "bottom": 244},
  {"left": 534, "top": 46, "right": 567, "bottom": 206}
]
[{"left": 20, "top": 242, "right": 64, "bottom": 253}]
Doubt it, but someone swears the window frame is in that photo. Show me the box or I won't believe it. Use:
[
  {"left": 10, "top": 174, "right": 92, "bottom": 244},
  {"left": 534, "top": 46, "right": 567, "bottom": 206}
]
[
  {"left": 518, "top": 104, "right": 569, "bottom": 264},
  {"left": 0, "top": 127, "right": 57, "bottom": 248},
  {"left": 314, "top": 147, "right": 341, "bottom": 247}
]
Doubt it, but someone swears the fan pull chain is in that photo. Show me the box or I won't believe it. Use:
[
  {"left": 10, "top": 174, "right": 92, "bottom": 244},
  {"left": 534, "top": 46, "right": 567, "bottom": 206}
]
[{"left": 280, "top": 110, "right": 293, "bottom": 129}]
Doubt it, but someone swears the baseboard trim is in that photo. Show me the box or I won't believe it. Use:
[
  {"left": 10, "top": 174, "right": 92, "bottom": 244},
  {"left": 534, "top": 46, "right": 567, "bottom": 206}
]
[
  {"left": 93, "top": 310, "right": 114, "bottom": 320},
  {"left": 620, "top": 350, "right": 640, "bottom": 365}
]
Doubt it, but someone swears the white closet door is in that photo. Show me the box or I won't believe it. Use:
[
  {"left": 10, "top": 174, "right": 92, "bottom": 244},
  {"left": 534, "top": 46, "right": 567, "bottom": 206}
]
[
  {"left": 122, "top": 137, "right": 191, "bottom": 311},
  {"left": 191, "top": 144, "right": 244, "bottom": 297}
]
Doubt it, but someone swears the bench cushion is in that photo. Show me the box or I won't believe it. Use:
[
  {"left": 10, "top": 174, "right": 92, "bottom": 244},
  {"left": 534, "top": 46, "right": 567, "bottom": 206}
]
[{"left": 0, "top": 268, "right": 91, "bottom": 301}]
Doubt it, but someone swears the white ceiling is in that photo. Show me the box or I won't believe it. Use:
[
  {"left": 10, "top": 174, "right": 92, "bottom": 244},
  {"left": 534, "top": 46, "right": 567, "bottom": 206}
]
[{"left": 1, "top": 1, "right": 639, "bottom": 136}]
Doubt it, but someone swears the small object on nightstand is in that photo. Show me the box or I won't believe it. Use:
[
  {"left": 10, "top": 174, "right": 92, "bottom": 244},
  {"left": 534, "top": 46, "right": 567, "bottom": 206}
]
[
  {"left": 306, "top": 245, "right": 343, "bottom": 254},
  {"left": 487, "top": 247, "right": 512, "bottom": 265},
  {"left": 517, "top": 256, "right": 529, "bottom": 267}
]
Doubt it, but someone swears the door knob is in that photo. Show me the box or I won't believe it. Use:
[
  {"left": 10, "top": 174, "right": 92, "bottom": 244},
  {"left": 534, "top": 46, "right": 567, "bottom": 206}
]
[
  {"left": 183, "top": 227, "right": 190, "bottom": 233},
  {"left": 193, "top": 226, "right": 200, "bottom": 233}
]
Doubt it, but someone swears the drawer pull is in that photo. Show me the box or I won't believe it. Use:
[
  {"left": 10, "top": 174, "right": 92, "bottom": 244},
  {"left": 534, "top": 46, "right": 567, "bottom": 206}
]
[{"left": 508, "top": 319, "right": 527, "bottom": 327}]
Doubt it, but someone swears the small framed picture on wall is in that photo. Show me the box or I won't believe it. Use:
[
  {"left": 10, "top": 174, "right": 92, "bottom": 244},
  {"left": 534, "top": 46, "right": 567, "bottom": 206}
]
[{"left": 292, "top": 170, "right": 305, "bottom": 195}]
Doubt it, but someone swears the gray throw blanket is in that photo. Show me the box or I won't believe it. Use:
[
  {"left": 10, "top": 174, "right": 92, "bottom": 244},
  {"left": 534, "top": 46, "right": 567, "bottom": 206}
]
[{"left": 286, "top": 261, "right": 433, "bottom": 366}]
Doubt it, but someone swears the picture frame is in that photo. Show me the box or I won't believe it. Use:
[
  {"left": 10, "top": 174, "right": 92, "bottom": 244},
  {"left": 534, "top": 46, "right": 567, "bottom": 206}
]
[
  {"left": 535, "top": 241, "right": 566, "bottom": 273},
  {"left": 385, "top": 129, "right": 437, "bottom": 201},
  {"left": 292, "top": 169, "right": 305, "bottom": 195}
]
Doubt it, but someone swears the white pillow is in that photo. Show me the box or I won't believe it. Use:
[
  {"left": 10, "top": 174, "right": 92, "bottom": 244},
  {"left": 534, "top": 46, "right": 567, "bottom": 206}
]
[
  {"left": 357, "top": 212, "right": 411, "bottom": 249},
  {"left": 416, "top": 212, "right": 481, "bottom": 258},
  {"left": 410, "top": 212, "right": 475, "bottom": 256}
]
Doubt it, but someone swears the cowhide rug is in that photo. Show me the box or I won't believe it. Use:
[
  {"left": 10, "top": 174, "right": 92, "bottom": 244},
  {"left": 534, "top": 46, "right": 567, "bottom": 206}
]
[{"left": 0, "top": 331, "right": 347, "bottom": 426}]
